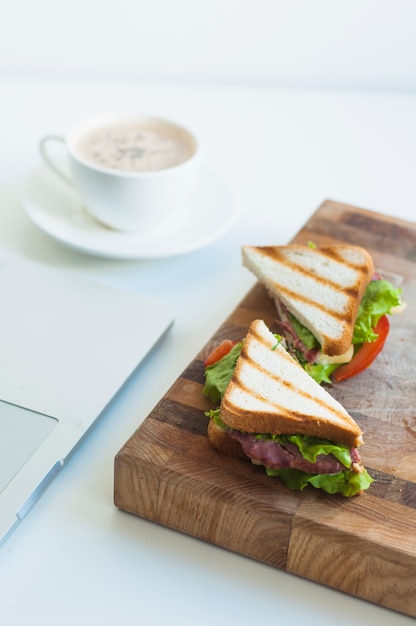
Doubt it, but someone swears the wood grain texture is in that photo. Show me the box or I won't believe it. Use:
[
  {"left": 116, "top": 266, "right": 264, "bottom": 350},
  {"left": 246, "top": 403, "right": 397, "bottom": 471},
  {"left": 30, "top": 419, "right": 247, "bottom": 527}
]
[{"left": 114, "top": 199, "right": 416, "bottom": 618}]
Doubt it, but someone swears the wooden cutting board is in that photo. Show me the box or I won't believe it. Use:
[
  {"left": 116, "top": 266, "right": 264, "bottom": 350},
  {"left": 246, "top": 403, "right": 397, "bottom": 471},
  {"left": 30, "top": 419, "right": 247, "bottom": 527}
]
[{"left": 114, "top": 199, "right": 416, "bottom": 618}]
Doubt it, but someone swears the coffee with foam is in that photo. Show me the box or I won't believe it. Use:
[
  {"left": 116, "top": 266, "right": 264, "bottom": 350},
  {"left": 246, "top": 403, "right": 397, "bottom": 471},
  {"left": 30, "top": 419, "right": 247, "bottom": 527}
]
[{"left": 75, "top": 119, "right": 196, "bottom": 173}]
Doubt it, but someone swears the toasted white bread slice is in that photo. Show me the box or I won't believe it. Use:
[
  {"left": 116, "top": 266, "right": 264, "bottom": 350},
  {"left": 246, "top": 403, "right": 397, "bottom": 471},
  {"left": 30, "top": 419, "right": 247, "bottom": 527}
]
[
  {"left": 242, "top": 244, "right": 374, "bottom": 356},
  {"left": 218, "top": 319, "right": 363, "bottom": 448}
]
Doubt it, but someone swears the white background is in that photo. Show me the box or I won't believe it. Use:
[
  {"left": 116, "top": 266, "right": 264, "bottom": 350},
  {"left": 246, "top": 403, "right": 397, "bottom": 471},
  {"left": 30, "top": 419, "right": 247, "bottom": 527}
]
[{"left": 1, "top": 0, "right": 416, "bottom": 92}]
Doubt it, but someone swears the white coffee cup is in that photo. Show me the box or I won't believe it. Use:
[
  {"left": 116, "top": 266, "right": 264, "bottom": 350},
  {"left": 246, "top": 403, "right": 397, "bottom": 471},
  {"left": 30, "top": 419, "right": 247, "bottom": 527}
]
[{"left": 39, "top": 114, "right": 201, "bottom": 232}]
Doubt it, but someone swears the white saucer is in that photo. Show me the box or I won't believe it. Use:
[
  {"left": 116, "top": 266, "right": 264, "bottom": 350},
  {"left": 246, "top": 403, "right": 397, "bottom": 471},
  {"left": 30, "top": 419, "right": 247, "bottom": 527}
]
[{"left": 22, "top": 164, "right": 239, "bottom": 260}]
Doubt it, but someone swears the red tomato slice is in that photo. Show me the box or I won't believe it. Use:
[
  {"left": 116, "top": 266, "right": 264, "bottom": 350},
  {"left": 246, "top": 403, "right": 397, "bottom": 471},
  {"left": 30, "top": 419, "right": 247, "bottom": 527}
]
[
  {"left": 204, "top": 340, "right": 236, "bottom": 367},
  {"left": 332, "top": 315, "right": 390, "bottom": 382}
]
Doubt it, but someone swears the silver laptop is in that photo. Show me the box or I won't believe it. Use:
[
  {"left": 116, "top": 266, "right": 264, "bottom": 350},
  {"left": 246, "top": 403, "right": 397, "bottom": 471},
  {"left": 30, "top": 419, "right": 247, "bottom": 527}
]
[{"left": 0, "top": 256, "right": 173, "bottom": 546}]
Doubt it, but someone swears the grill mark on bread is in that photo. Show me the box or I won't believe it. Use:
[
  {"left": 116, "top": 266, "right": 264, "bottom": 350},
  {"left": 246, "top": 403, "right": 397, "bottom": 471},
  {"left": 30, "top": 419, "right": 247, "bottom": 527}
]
[
  {"left": 270, "top": 283, "right": 356, "bottom": 324},
  {"left": 234, "top": 324, "right": 348, "bottom": 423},
  {"left": 318, "top": 246, "right": 370, "bottom": 269},
  {"left": 258, "top": 246, "right": 370, "bottom": 275},
  {"left": 257, "top": 246, "right": 367, "bottom": 318},
  {"left": 234, "top": 365, "right": 342, "bottom": 423},
  {"left": 262, "top": 246, "right": 367, "bottom": 303}
]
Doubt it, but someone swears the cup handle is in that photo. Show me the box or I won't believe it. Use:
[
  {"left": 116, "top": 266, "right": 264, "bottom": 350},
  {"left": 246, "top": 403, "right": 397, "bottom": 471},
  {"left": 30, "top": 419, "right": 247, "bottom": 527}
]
[{"left": 39, "top": 135, "right": 74, "bottom": 187}]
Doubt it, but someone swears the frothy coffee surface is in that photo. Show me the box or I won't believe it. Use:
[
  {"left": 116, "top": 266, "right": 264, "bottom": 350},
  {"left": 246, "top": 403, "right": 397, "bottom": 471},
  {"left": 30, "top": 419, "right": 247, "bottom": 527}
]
[{"left": 75, "top": 121, "right": 195, "bottom": 172}]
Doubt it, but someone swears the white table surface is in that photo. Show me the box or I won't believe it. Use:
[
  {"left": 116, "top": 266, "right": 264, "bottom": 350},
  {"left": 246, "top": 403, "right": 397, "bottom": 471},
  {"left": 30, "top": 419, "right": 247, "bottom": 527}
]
[{"left": 0, "top": 76, "right": 415, "bottom": 625}]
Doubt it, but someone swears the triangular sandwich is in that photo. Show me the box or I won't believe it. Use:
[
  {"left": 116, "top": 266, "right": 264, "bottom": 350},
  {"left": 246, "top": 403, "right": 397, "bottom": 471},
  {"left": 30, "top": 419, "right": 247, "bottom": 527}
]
[
  {"left": 205, "top": 319, "right": 373, "bottom": 496},
  {"left": 242, "top": 244, "right": 403, "bottom": 383}
]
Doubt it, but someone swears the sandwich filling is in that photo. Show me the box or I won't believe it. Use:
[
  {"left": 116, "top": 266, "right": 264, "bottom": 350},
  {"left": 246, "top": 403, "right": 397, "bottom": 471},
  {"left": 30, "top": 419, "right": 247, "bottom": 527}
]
[
  {"left": 208, "top": 412, "right": 372, "bottom": 497},
  {"left": 228, "top": 429, "right": 361, "bottom": 474}
]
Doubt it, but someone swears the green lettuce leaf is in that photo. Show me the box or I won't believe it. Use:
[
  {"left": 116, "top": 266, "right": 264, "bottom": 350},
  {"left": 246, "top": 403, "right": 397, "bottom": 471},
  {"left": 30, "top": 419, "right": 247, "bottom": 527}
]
[
  {"left": 304, "top": 361, "right": 339, "bottom": 384},
  {"left": 289, "top": 314, "right": 319, "bottom": 350},
  {"left": 266, "top": 466, "right": 373, "bottom": 496},
  {"left": 353, "top": 279, "right": 402, "bottom": 344},
  {"left": 202, "top": 341, "right": 243, "bottom": 403},
  {"left": 282, "top": 433, "right": 352, "bottom": 467}
]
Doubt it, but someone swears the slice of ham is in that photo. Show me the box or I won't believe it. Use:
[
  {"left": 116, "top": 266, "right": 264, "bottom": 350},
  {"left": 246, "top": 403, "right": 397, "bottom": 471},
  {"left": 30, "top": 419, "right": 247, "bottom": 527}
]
[{"left": 228, "top": 430, "right": 361, "bottom": 474}]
